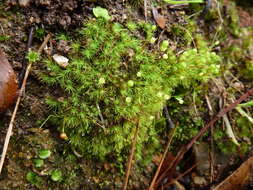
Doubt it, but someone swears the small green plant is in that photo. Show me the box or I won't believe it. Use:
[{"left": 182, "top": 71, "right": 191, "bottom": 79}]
[
  {"left": 26, "top": 50, "right": 40, "bottom": 63},
  {"left": 35, "top": 28, "right": 46, "bottom": 39},
  {"left": 42, "top": 18, "right": 220, "bottom": 163},
  {"left": 0, "top": 35, "right": 10, "bottom": 42},
  {"left": 33, "top": 158, "right": 44, "bottom": 167},
  {"left": 38, "top": 149, "right": 51, "bottom": 159},
  {"left": 50, "top": 170, "right": 63, "bottom": 182},
  {"left": 26, "top": 172, "right": 42, "bottom": 188}
]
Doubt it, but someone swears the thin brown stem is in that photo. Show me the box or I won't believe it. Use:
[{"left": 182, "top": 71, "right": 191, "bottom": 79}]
[
  {"left": 148, "top": 127, "right": 176, "bottom": 190},
  {"left": 122, "top": 122, "right": 140, "bottom": 190}
]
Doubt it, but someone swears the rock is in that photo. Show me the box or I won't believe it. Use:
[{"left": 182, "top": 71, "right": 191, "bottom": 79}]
[
  {"left": 192, "top": 174, "right": 207, "bottom": 186},
  {"left": 52, "top": 54, "right": 69, "bottom": 68},
  {"left": 193, "top": 142, "right": 210, "bottom": 176},
  {"left": 19, "top": 0, "right": 31, "bottom": 7}
]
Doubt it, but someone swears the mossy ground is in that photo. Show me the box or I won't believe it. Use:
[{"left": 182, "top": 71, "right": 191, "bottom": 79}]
[{"left": 0, "top": 0, "right": 252, "bottom": 189}]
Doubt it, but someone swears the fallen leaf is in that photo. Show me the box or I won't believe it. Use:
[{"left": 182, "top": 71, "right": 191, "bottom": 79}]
[
  {"left": 213, "top": 156, "right": 253, "bottom": 190},
  {"left": 0, "top": 50, "right": 18, "bottom": 112},
  {"left": 152, "top": 7, "right": 167, "bottom": 29}
]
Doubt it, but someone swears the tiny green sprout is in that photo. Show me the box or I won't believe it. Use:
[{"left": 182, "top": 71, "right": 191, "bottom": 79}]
[
  {"left": 33, "top": 159, "right": 44, "bottom": 167},
  {"left": 125, "top": 97, "right": 132, "bottom": 103},
  {"left": 38, "top": 149, "right": 51, "bottom": 159},
  {"left": 93, "top": 7, "right": 111, "bottom": 21},
  {"left": 26, "top": 172, "right": 42, "bottom": 186},
  {"left": 127, "top": 80, "right": 134, "bottom": 87},
  {"left": 163, "top": 54, "right": 168, "bottom": 59},
  {"left": 150, "top": 37, "right": 156, "bottom": 44},
  {"left": 98, "top": 77, "right": 106, "bottom": 85},
  {"left": 0, "top": 35, "right": 10, "bottom": 42},
  {"left": 35, "top": 28, "right": 45, "bottom": 39},
  {"left": 51, "top": 170, "right": 63, "bottom": 182},
  {"left": 160, "top": 40, "right": 169, "bottom": 52},
  {"left": 26, "top": 51, "right": 40, "bottom": 63}
]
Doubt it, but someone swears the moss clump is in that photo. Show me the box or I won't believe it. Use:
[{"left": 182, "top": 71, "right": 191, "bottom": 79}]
[{"left": 42, "top": 18, "right": 220, "bottom": 163}]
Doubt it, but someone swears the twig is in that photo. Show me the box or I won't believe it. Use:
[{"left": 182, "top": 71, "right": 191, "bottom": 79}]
[
  {"left": 236, "top": 106, "right": 253, "bottom": 124},
  {"left": 223, "top": 113, "right": 239, "bottom": 145},
  {"left": 96, "top": 102, "right": 106, "bottom": 131},
  {"left": 0, "top": 34, "right": 51, "bottom": 174},
  {"left": 205, "top": 95, "right": 215, "bottom": 183},
  {"left": 27, "top": 27, "right": 34, "bottom": 51},
  {"left": 122, "top": 122, "right": 140, "bottom": 190},
  {"left": 19, "top": 27, "right": 34, "bottom": 88},
  {"left": 144, "top": 0, "right": 148, "bottom": 22},
  {"left": 154, "top": 88, "right": 253, "bottom": 188},
  {"left": 148, "top": 127, "right": 176, "bottom": 190},
  {"left": 220, "top": 97, "right": 239, "bottom": 146},
  {"left": 164, "top": 106, "right": 175, "bottom": 129}
]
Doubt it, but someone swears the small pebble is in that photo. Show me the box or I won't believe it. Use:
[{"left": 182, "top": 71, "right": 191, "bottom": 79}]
[{"left": 53, "top": 54, "right": 69, "bottom": 68}]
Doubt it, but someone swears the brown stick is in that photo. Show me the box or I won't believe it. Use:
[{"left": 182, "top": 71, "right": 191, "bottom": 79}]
[
  {"left": 148, "top": 127, "right": 176, "bottom": 190},
  {"left": 122, "top": 122, "right": 140, "bottom": 190},
  {"left": 205, "top": 95, "right": 215, "bottom": 182},
  {"left": 155, "top": 88, "right": 253, "bottom": 188},
  {"left": 0, "top": 34, "right": 51, "bottom": 174}
]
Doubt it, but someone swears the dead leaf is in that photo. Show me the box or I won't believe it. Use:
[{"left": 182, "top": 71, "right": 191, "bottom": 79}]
[
  {"left": 152, "top": 7, "right": 167, "bottom": 29},
  {"left": 213, "top": 156, "right": 253, "bottom": 190},
  {"left": 0, "top": 50, "right": 18, "bottom": 112}
]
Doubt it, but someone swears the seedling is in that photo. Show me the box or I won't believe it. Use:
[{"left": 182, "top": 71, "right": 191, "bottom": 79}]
[
  {"left": 33, "top": 159, "right": 44, "bottom": 167},
  {"left": 26, "top": 172, "right": 42, "bottom": 187},
  {"left": 51, "top": 170, "right": 63, "bottom": 182},
  {"left": 38, "top": 149, "right": 51, "bottom": 159}
]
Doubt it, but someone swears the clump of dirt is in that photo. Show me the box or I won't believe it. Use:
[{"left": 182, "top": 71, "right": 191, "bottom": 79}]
[{"left": 7, "top": 0, "right": 91, "bottom": 29}]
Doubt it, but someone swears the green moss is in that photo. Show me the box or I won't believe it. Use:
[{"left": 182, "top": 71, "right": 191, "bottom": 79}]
[
  {"left": 0, "top": 35, "right": 10, "bottom": 42},
  {"left": 41, "top": 18, "right": 220, "bottom": 163}
]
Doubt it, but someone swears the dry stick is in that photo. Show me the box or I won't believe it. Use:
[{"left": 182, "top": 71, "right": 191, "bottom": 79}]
[
  {"left": 205, "top": 95, "right": 215, "bottom": 183},
  {"left": 155, "top": 88, "right": 253, "bottom": 188},
  {"left": 122, "top": 122, "right": 140, "bottom": 190},
  {"left": 0, "top": 34, "right": 51, "bottom": 174},
  {"left": 144, "top": 0, "right": 148, "bottom": 22},
  {"left": 148, "top": 127, "right": 176, "bottom": 190}
]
